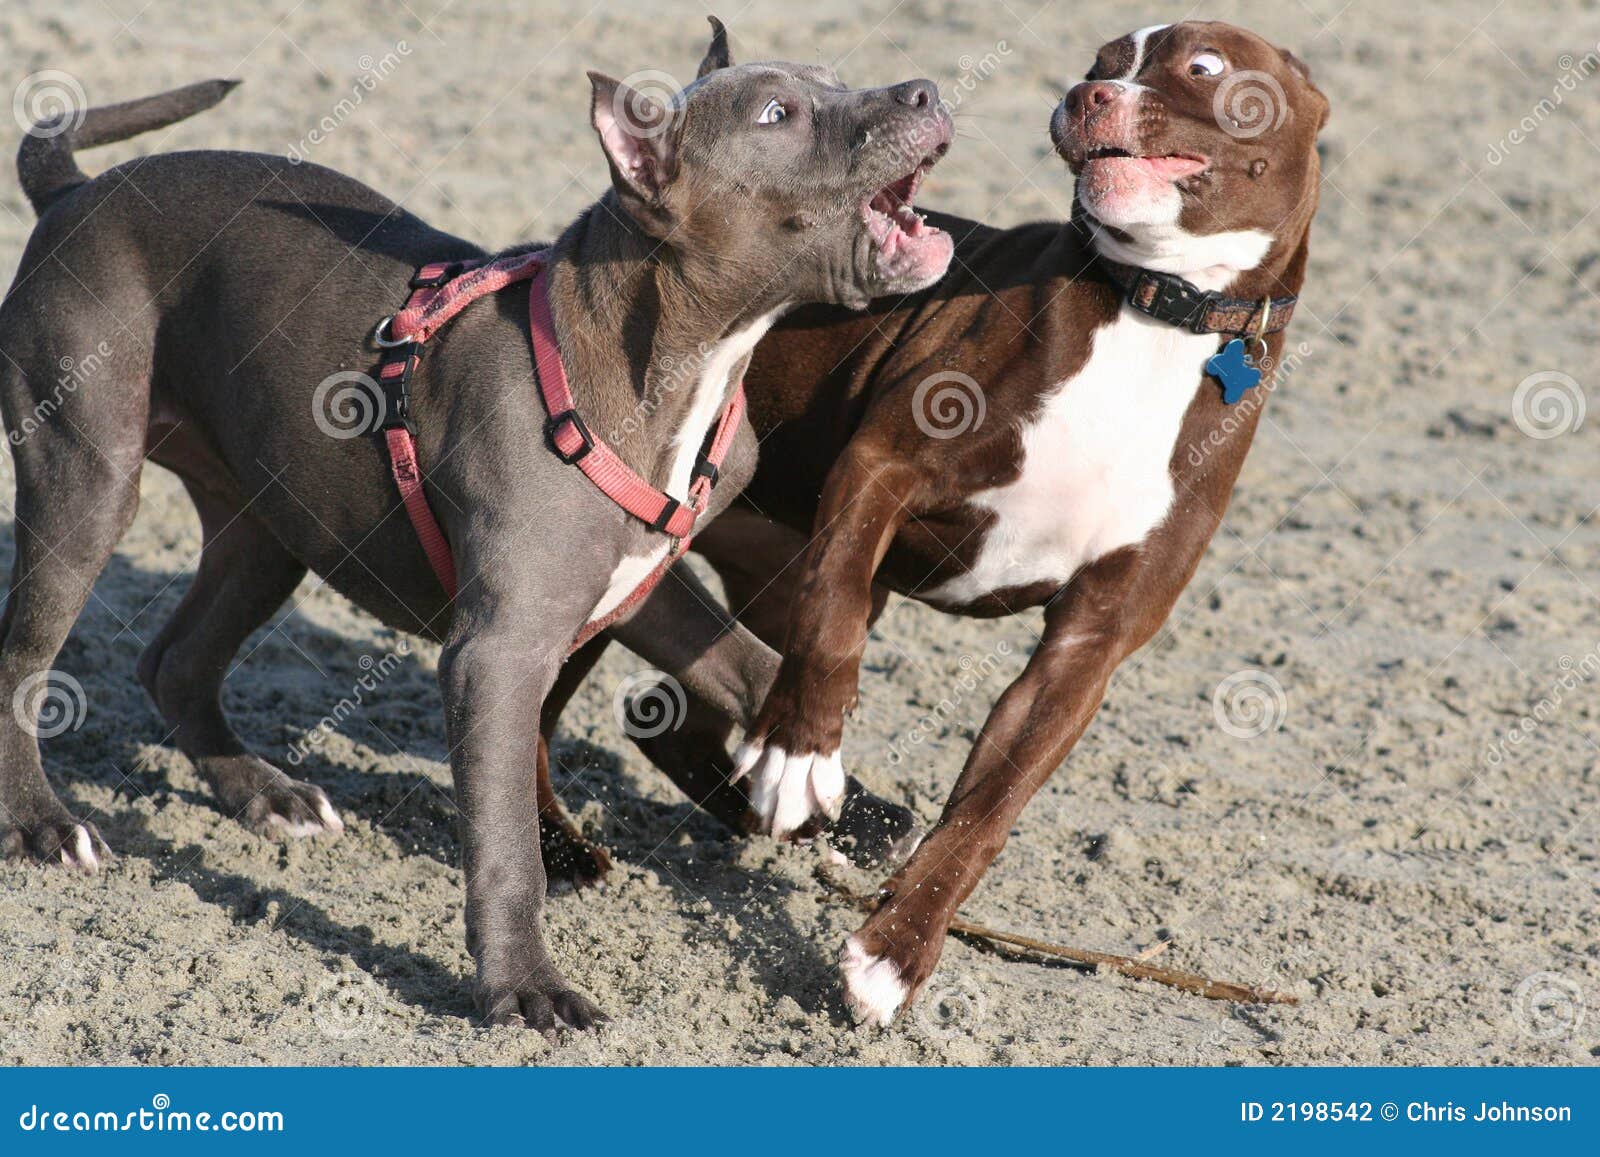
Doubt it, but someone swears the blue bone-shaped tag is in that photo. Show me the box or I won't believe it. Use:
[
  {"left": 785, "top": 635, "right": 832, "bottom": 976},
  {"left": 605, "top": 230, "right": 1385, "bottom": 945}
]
[{"left": 1206, "top": 338, "right": 1262, "bottom": 405}]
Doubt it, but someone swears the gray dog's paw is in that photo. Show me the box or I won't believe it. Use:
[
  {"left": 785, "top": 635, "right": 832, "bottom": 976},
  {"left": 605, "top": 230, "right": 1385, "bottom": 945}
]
[
  {"left": 826, "top": 777, "right": 922, "bottom": 868},
  {"left": 477, "top": 980, "right": 608, "bottom": 1035},
  {"left": 0, "top": 811, "right": 112, "bottom": 872},
  {"left": 244, "top": 779, "right": 344, "bottom": 840},
  {"left": 207, "top": 755, "right": 344, "bottom": 840}
]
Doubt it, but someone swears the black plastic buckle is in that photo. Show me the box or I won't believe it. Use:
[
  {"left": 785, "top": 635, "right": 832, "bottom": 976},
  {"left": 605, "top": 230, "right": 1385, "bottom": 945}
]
[
  {"left": 691, "top": 456, "right": 720, "bottom": 486},
  {"left": 409, "top": 262, "right": 460, "bottom": 290},
  {"left": 650, "top": 497, "right": 681, "bottom": 533},
  {"left": 545, "top": 409, "right": 595, "bottom": 464},
  {"left": 1132, "top": 273, "right": 1219, "bottom": 333},
  {"left": 376, "top": 345, "right": 423, "bottom": 434}
]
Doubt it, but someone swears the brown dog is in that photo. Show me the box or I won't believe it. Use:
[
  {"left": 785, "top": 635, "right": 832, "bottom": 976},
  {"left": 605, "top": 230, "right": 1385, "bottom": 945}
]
[{"left": 538, "top": 21, "right": 1328, "bottom": 1023}]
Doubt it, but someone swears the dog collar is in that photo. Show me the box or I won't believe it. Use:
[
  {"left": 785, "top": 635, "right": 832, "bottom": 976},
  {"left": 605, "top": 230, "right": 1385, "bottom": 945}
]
[{"left": 1097, "top": 257, "right": 1298, "bottom": 338}]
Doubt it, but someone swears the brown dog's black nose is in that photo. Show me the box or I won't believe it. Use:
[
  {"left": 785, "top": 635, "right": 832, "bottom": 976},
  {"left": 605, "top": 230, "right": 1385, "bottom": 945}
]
[
  {"left": 1067, "top": 81, "right": 1121, "bottom": 118},
  {"left": 891, "top": 79, "right": 938, "bottom": 109}
]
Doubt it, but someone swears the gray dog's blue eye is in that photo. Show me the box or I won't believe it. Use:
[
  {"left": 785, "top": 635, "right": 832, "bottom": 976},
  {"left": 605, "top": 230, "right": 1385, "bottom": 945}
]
[{"left": 757, "top": 98, "right": 788, "bottom": 125}]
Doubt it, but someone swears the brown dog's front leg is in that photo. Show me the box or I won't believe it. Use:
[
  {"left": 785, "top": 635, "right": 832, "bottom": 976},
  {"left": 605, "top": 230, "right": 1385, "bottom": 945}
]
[
  {"left": 734, "top": 449, "right": 920, "bottom": 839},
  {"left": 839, "top": 550, "right": 1145, "bottom": 1025},
  {"left": 548, "top": 554, "right": 921, "bottom": 859}
]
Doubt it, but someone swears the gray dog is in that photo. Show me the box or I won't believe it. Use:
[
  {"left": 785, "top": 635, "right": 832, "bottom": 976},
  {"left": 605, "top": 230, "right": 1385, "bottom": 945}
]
[{"left": 0, "top": 21, "right": 953, "bottom": 1030}]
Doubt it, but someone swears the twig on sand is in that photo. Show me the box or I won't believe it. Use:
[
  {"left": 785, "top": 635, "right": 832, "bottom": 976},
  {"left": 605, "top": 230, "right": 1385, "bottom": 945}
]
[
  {"left": 814, "top": 867, "right": 1299, "bottom": 1007},
  {"left": 1135, "top": 938, "right": 1173, "bottom": 962}
]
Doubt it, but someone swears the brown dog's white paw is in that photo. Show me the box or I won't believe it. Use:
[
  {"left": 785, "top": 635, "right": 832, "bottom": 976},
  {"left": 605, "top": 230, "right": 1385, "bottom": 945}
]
[
  {"left": 731, "top": 742, "right": 845, "bottom": 839},
  {"left": 840, "top": 935, "right": 909, "bottom": 1026}
]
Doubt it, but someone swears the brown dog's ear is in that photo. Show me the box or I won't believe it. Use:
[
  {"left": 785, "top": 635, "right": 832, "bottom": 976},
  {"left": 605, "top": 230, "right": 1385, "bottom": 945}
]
[
  {"left": 588, "top": 71, "right": 679, "bottom": 233},
  {"left": 697, "top": 16, "right": 732, "bottom": 78},
  {"left": 1280, "top": 48, "right": 1330, "bottom": 131}
]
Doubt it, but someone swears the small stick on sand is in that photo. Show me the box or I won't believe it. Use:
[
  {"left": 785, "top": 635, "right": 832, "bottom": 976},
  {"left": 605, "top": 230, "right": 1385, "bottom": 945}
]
[
  {"left": 1135, "top": 938, "right": 1174, "bottom": 962},
  {"left": 814, "top": 867, "right": 1298, "bottom": 1007}
]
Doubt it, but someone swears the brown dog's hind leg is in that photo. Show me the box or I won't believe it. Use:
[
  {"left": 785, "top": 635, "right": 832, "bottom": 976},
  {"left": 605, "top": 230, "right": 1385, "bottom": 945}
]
[
  {"left": 136, "top": 482, "right": 341, "bottom": 839},
  {"left": 535, "top": 638, "right": 613, "bottom": 889}
]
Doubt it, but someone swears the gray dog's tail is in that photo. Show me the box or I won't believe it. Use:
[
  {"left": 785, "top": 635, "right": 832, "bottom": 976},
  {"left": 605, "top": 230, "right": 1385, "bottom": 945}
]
[{"left": 16, "top": 77, "right": 239, "bottom": 215}]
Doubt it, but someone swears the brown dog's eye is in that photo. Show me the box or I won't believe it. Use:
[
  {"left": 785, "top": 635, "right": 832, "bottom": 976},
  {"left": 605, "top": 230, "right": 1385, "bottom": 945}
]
[
  {"left": 756, "top": 98, "right": 788, "bottom": 125},
  {"left": 1189, "top": 52, "right": 1226, "bottom": 77}
]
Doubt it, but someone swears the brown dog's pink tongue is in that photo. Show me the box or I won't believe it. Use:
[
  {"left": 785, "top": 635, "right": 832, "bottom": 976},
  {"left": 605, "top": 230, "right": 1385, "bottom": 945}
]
[{"left": 1141, "top": 154, "right": 1207, "bottom": 179}]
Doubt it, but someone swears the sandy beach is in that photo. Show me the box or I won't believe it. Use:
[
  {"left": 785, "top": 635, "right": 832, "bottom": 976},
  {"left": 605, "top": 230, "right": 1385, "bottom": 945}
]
[{"left": 0, "top": 0, "right": 1596, "bottom": 1065}]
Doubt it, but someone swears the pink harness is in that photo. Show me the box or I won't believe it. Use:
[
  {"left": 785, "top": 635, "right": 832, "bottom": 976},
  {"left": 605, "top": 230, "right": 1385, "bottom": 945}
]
[{"left": 371, "top": 250, "right": 745, "bottom": 648}]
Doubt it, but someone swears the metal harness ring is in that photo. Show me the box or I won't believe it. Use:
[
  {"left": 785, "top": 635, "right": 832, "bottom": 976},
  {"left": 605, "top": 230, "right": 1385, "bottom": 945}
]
[
  {"left": 1250, "top": 296, "right": 1272, "bottom": 364},
  {"left": 373, "top": 315, "right": 414, "bottom": 348}
]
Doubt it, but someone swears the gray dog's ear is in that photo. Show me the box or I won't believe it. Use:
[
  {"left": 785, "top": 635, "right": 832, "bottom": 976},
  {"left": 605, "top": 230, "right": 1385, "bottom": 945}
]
[
  {"left": 697, "top": 16, "right": 732, "bottom": 78},
  {"left": 589, "top": 71, "right": 680, "bottom": 234}
]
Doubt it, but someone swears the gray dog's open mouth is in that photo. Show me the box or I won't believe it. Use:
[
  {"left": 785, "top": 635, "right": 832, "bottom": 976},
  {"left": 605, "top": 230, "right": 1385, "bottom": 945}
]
[{"left": 862, "top": 161, "right": 951, "bottom": 284}]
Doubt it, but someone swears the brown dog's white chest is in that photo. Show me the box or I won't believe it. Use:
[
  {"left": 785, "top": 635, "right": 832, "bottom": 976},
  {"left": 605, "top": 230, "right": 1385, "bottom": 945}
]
[{"left": 924, "top": 308, "right": 1215, "bottom": 607}]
